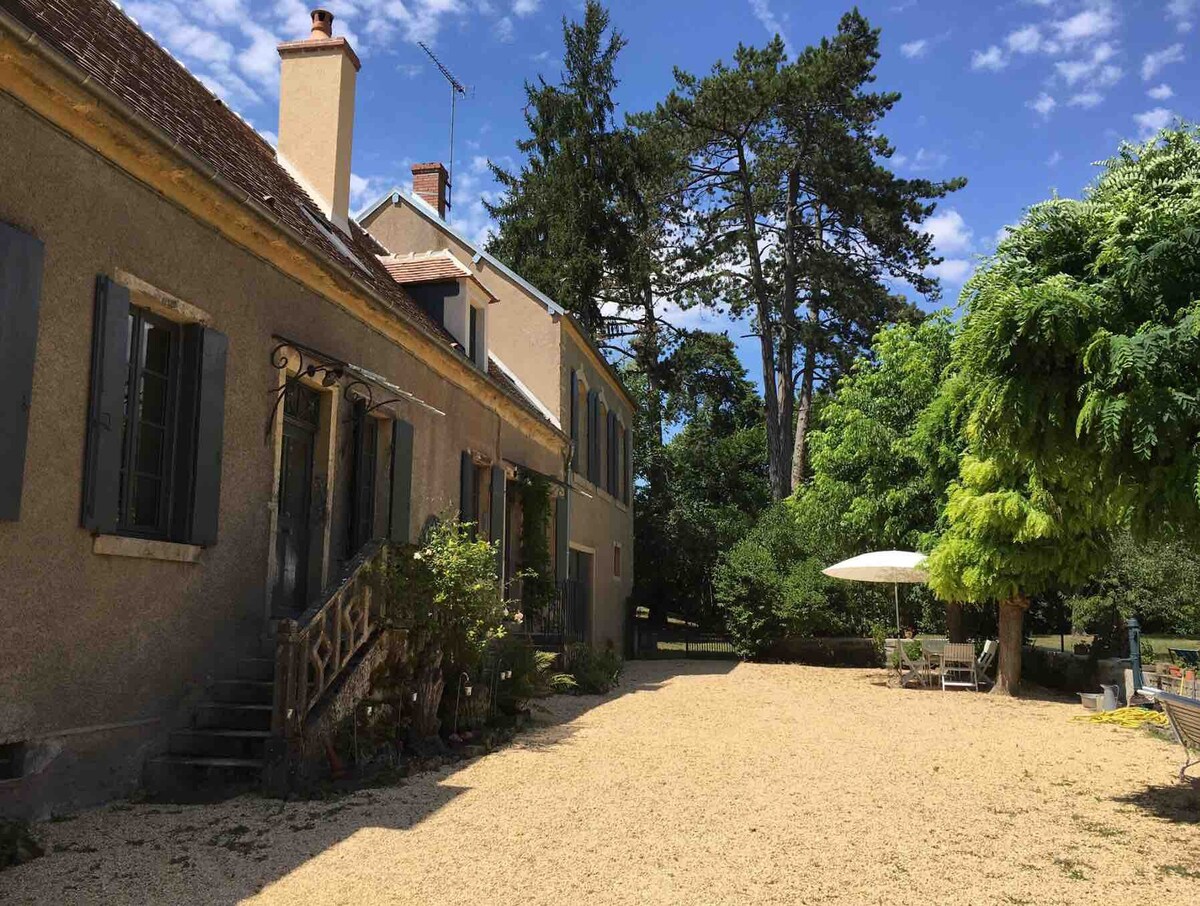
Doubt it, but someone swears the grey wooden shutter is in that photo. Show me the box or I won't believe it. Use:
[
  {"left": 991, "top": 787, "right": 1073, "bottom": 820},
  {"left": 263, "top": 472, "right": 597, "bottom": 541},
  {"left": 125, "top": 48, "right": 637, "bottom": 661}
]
[
  {"left": 388, "top": 419, "right": 413, "bottom": 544},
  {"left": 459, "top": 450, "right": 474, "bottom": 526},
  {"left": 0, "top": 222, "right": 44, "bottom": 521},
  {"left": 172, "top": 324, "right": 227, "bottom": 546},
  {"left": 82, "top": 276, "right": 131, "bottom": 533},
  {"left": 623, "top": 423, "right": 631, "bottom": 504},
  {"left": 569, "top": 369, "right": 579, "bottom": 473},
  {"left": 555, "top": 493, "right": 569, "bottom": 585},
  {"left": 607, "top": 411, "right": 617, "bottom": 494},
  {"left": 587, "top": 390, "right": 599, "bottom": 484},
  {"left": 490, "top": 464, "right": 506, "bottom": 580}
]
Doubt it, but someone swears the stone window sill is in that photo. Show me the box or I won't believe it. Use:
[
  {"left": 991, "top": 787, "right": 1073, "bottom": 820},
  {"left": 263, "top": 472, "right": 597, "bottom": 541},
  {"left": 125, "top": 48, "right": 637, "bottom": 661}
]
[{"left": 93, "top": 534, "right": 202, "bottom": 563}]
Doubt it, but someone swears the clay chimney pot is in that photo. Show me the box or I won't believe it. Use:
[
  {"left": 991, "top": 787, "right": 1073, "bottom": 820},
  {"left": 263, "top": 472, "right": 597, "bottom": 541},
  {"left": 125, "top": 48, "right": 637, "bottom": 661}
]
[{"left": 310, "top": 9, "right": 334, "bottom": 39}]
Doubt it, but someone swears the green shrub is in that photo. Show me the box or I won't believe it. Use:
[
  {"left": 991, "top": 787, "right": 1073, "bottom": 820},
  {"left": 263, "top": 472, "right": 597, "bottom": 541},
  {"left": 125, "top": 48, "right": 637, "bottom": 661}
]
[
  {"left": 564, "top": 643, "right": 623, "bottom": 694},
  {"left": 494, "top": 635, "right": 575, "bottom": 713},
  {"left": 714, "top": 501, "right": 894, "bottom": 658}
]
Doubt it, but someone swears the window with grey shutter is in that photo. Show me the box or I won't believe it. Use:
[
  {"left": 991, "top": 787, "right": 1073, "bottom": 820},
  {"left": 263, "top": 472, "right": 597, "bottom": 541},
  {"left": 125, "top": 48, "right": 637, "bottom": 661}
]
[
  {"left": 83, "top": 275, "right": 228, "bottom": 545},
  {"left": 555, "top": 494, "right": 569, "bottom": 585},
  {"left": 569, "top": 369, "right": 580, "bottom": 475},
  {"left": 388, "top": 419, "right": 413, "bottom": 544},
  {"left": 0, "top": 221, "right": 44, "bottom": 521},
  {"left": 607, "top": 411, "right": 617, "bottom": 495},
  {"left": 459, "top": 450, "right": 475, "bottom": 528},
  {"left": 587, "top": 390, "right": 599, "bottom": 485},
  {"left": 623, "top": 423, "right": 631, "bottom": 505}
]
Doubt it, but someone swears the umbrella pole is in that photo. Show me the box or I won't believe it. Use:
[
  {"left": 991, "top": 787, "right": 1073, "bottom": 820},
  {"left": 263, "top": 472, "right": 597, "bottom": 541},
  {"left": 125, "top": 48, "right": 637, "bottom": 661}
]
[{"left": 895, "top": 582, "right": 901, "bottom": 637}]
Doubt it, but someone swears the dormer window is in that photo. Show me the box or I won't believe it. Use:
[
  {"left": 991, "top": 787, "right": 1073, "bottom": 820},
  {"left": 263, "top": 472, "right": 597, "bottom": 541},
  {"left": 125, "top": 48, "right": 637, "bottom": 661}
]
[{"left": 378, "top": 250, "right": 496, "bottom": 370}]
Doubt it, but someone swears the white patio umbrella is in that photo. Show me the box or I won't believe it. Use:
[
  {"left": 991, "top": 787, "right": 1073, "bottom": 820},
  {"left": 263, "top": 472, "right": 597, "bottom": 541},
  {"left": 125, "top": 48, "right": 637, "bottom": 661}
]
[{"left": 822, "top": 550, "right": 929, "bottom": 637}]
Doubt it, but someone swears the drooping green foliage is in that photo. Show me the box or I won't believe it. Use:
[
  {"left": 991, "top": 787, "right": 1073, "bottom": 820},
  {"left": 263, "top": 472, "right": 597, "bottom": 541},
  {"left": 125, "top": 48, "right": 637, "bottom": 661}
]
[{"left": 928, "top": 125, "right": 1200, "bottom": 693}]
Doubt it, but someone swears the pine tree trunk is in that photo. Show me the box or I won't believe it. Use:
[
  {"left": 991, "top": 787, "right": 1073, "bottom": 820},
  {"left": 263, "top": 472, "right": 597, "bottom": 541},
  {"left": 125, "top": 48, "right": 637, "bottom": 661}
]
[
  {"left": 993, "top": 596, "right": 1027, "bottom": 696},
  {"left": 946, "top": 602, "right": 966, "bottom": 643},
  {"left": 790, "top": 346, "right": 816, "bottom": 489}
]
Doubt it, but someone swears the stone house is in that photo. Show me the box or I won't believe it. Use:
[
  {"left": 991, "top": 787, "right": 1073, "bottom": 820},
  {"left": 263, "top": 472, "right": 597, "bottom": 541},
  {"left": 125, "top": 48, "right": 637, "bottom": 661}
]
[{"left": 0, "top": 0, "right": 633, "bottom": 819}]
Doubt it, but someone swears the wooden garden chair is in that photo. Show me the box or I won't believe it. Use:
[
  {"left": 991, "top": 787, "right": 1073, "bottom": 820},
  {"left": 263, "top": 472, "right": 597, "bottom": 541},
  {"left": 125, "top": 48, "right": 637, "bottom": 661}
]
[
  {"left": 940, "top": 642, "right": 979, "bottom": 692},
  {"left": 1158, "top": 690, "right": 1200, "bottom": 784}
]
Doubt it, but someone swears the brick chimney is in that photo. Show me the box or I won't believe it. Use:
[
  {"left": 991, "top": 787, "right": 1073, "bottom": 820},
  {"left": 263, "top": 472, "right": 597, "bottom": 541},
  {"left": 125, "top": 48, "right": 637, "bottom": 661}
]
[
  {"left": 277, "top": 9, "right": 360, "bottom": 230},
  {"left": 412, "top": 163, "right": 450, "bottom": 219}
]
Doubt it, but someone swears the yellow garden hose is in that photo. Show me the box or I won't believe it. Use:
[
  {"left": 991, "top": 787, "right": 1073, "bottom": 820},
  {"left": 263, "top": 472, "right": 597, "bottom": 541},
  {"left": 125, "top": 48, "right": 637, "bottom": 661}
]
[{"left": 1072, "top": 707, "right": 1170, "bottom": 729}]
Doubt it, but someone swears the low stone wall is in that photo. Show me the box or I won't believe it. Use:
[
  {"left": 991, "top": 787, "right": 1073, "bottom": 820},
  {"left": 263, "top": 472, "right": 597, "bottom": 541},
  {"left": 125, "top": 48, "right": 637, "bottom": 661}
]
[
  {"left": 762, "top": 637, "right": 881, "bottom": 667},
  {"left": 1021, "top": 646, "right": 1130, "bottom": 695}
]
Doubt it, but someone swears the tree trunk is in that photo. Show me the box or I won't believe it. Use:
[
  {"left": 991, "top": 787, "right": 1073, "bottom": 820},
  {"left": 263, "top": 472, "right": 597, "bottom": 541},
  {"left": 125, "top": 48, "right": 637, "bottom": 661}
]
[
  {"left": 946, "top": 602, "right": 965, "bottom": 643},
  {"left": 993, "top": 596, "right": 1027, "bottom": 696},
  {"left": 790, "top": 344, "right": 817, "bottom": 489}
]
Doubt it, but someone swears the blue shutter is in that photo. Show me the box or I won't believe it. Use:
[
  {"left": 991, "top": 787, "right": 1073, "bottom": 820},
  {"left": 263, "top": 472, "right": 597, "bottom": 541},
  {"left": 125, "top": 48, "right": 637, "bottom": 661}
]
[
  {"left": 569, "top": 369, "right": 579, "bottom": 474},
  {"left": 623, "top": 422, "right": 632, "bottom": 504},
  {"left": 172, "top": 325, "right": 227, "bottom": 546},
  {"left": 82, "top": 276, "right": 130, "bottom": 533},
  {"left": 587, "top": 390, "right": 599, "bottom": 485},
  {"left": 0, "top": 221, "right": 44, "bottom": 521},
  {"left": 388, "top": 419, "right": 414, "bottom": 544}
]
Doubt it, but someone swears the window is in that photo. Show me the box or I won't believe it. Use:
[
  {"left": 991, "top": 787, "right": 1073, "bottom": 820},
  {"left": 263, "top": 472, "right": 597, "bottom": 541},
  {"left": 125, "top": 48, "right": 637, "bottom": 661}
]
[
  {"left": 0, "top": 741, "right": 26, "bottom": 780},
  {"left": 118, "top": 307, "right": 180, "bottom": 537},
  {"left": 467, "top": 304, "right": 482, "bottom": 366},
  {"left": 613, "top": 543, "right": 622, "bottom": 578},
  {"left": 83, "top": 276, "right": 228, "bottom": 546},
  {"left": 348, "top": 406, "right": 379, "bottom": 553}
]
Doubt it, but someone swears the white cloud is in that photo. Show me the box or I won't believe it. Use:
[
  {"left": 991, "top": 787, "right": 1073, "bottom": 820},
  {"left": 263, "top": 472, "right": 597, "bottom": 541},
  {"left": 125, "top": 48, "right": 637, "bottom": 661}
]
[
  {"left": 748, "top": 0, "right": 794, "bottom": 58},
  {"left": 350, "top": 173, "right": 387, "bottom": 208},
  {"left": 1142, "top": 43, "right": 1184, "bottom": 80},
  {"left": 1046, "top": 150, "right": 1062, "bottom": 166},
  {"left": 1147, "top": 83, "right": 1174, "bottom": 100},
  {"left": 1166, "top": 0, "right": 1197, "bottom": 32},
  {"left": 1027, "top": 92, "right": 1057, "bottom": 118},
  {"left": 971, "top": 45, "right": 1007, "bottom": 71},
  {"left": 1006, "top": 24, "right": 1042, "bottom": 54},
  {"left": 1052, "top": 3, "right": 1117, "bottom": 47},
  {"left": 900, "top": 39, "right": 928, "bottom": 59},
  {"left": 929, "top": 259, "right": 973, "bottom": 284},
  {"left": 1134, "top": 107, "right": 1174, "bottom": 138},
  {"left": 1068, "top": 91, "right": 1104, "bottom": 108},
  {"left": 512, "top": 0, "right": 540, "bottom": 16},
  {"left": 1054, "top": 42, "right": 1120, "bottom": 89},
  {"left": 893, "top": 147, "right": 949, "bottom": 172},
  {"left": 925, "top": 208, "right": 974, "bottom": 256},
  {"left": 493, "top": 15, "right": 514, "bottom": 41}
]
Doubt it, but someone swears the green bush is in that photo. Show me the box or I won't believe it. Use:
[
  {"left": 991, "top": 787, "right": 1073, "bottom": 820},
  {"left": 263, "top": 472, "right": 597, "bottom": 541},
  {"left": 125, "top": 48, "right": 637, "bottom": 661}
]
[
  {"left": 714, "top": 501, "right": 894, "bottom": 658},
  {"left": 494, "top": 634, "right": 575, "bottom": 713},
  {"left": 564, "top": 643, "right": 623, "bottom": 694}
]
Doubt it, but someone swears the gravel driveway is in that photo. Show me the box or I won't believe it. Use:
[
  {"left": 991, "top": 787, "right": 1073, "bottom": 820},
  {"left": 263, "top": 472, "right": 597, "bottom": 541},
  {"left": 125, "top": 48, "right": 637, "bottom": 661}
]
[{"left": 3, "top": 660, "right": 1198, "bottom": 905}]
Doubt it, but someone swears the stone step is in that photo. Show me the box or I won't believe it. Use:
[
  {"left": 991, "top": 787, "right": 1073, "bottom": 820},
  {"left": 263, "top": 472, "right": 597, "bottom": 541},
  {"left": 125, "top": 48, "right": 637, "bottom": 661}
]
[
  {"left": 209, "top": 679, "right": 274, "bottom": 704},
  {"left": 194, "top": 701, "right": 273, "bottom": 732},
  {"left": 143, "top": 754, "right": 264, "bottom": 803},
  {"left": 236, "top": 657, "right": 276, "bottom": 681},
  {"left": 169, "top": 728, "right": 271, "bottom": 760}
]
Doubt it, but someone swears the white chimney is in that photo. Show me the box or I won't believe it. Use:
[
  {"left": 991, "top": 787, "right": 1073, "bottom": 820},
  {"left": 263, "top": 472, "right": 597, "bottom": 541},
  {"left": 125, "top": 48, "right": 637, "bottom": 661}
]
[{"left": 276, "top": 9, "right": 360, "bottom": 230}]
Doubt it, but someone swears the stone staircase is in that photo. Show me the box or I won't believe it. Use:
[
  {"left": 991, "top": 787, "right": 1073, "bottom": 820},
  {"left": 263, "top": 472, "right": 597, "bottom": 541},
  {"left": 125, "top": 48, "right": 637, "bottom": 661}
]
[{"left": 144, "top": 634, "right": 277, "bottom": 801}]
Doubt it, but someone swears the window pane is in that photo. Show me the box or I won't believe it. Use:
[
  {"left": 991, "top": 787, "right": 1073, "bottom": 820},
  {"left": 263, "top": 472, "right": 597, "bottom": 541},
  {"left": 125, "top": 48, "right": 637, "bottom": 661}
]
[
  {"left": 140, "top": 373, "right": 169, "bottom": 425},
  {"left": 135, "top": 423, "right": 165, "bottom": 475},
  {"left": 130, "top": 475, "right": 161, "bottom": 527},
  {"left": 142, "top": 322, "right": 172, "bottom": 375}
]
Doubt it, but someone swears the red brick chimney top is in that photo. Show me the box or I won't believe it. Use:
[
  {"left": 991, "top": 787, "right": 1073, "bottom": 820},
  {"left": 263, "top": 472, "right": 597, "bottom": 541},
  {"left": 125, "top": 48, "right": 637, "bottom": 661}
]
[{"left": 411, "top": 163, "right": 451, "bottom": 219}]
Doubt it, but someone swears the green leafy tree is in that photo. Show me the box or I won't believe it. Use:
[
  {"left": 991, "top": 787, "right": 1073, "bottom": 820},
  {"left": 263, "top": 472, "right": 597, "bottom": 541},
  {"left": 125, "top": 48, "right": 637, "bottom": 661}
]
[
  {"left": 649, "top": 12, "right": 963, "bottom": 500},
  {"left": 926, "top": 127, "right": 1200, "bottom": 694}
]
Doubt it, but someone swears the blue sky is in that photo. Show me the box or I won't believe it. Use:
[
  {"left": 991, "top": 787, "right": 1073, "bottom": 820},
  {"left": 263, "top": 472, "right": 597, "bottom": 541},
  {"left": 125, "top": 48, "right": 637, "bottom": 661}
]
[{"left": 122, "top": 0, "right": 1197, "bottom": 384}]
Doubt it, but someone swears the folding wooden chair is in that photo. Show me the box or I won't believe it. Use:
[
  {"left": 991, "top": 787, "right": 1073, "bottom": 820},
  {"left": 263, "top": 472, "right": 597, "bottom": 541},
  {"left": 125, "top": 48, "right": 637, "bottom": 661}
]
[{"left": 941, "top": 642, "right": 979, "bottom": 691}]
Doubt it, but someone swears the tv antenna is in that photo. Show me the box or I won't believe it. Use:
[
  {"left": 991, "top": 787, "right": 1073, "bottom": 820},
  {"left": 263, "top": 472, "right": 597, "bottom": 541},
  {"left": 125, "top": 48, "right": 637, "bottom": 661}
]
[{"left": 418, "top": 41, "right": 467, "bottom": 219}]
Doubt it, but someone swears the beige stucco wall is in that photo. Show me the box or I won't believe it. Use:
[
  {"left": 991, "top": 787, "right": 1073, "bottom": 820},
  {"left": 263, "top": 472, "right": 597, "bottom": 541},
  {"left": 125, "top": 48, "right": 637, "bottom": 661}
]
[
  {"left": 561, "top": 331, "right": 635, "bottom": 650},
  {"left": 360, "top": 200, "right": 562, "bottom": 423},
  {"left": 0, "top": 94, "right": 559, "bottom": 818}
]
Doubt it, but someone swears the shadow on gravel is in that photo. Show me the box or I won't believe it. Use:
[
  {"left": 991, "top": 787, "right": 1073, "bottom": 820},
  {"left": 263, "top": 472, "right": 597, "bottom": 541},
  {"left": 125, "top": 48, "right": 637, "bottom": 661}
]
[{"left": 1114, "top": 781, "right": 1200, "bottom": 825}]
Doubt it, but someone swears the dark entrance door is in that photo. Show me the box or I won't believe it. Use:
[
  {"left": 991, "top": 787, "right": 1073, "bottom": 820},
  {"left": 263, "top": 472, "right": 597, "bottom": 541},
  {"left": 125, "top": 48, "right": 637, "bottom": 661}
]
[
  {"left": 274, "top": 381, "right": 319, "bottom": 614},
  {"left": 567, "top": 549, "right": 593, "bottom": 643}
]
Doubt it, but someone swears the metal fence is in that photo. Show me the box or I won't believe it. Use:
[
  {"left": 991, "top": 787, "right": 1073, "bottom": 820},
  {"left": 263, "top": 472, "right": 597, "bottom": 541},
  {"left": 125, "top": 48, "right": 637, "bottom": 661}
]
[
  {"left": 524, "top": 579, "right": 588, "bottom": 650},
  {"left": 632, "top": 616, "right": 738, "bottom": 660}
]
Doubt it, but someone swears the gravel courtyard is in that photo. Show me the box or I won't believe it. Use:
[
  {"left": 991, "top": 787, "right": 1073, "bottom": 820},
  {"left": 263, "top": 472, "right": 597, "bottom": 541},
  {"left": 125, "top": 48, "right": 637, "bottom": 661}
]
[{"left": 3, "top": 660, "right": 1198, "bottom": 905}]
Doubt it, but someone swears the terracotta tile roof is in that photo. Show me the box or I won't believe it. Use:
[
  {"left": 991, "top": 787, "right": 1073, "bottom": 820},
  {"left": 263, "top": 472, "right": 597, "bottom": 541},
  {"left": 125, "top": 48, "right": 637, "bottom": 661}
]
[{"left": 2, "top": 0, "right": 557, "bottom": 435}]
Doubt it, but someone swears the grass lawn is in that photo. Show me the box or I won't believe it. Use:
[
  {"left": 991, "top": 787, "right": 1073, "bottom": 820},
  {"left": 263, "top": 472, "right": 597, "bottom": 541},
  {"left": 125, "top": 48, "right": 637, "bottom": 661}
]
[
  {"left": 1032, "top": 634, "right": 1200, "bottom": 654},
  {"left": 4, "top": 661, "right": 1198, "bottom": 905}
]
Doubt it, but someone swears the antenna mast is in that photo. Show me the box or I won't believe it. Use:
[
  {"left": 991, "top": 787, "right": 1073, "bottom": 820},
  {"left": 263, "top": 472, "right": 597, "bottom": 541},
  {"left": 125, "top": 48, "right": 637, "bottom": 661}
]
[{"left": 417, "top": 42, "right": 467, "bottom": 220}]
